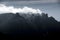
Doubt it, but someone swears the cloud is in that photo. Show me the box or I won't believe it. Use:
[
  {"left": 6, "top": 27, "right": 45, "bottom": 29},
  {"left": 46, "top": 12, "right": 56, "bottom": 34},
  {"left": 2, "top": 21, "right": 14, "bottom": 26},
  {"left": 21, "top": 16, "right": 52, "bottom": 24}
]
[
  {"left": 0, "top": 0, "right": 60, "bottom": 3},
  {"left": 0, "top": 0, "right": 39, "bottom": 1},
  {"left": 0, "top": 4, "right": 42, "bottom": 14},
  {"left": 0, "top": 0, "right": 60, "bottom": 6}
]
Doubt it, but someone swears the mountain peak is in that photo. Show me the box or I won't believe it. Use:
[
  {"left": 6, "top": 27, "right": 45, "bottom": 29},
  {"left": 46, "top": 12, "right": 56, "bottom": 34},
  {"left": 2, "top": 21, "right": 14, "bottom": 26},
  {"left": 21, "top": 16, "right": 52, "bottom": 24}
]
[{"left": 0, "top": 12, "right": 59, "bottom": 35}]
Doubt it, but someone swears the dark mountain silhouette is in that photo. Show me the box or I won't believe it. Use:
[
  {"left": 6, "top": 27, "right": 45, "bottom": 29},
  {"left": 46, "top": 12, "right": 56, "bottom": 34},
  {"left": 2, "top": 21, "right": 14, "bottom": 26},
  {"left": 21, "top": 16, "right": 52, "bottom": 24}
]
[{"left": 0, "top": 13, "right": 60, "bottom": 39}]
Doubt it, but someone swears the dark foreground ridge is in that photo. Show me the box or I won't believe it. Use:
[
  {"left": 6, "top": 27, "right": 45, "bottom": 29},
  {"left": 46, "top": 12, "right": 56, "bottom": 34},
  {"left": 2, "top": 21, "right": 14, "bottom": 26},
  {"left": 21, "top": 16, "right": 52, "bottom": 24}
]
[{"left": 0, "top": 13, "right": 60, "bottom": 39}]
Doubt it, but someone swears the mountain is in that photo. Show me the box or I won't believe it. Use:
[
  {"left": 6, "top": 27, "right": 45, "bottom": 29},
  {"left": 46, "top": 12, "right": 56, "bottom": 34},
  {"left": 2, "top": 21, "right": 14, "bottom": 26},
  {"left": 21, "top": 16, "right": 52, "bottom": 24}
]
[{"left": 0, "top": 13, "right": 60, "bottom": 39}]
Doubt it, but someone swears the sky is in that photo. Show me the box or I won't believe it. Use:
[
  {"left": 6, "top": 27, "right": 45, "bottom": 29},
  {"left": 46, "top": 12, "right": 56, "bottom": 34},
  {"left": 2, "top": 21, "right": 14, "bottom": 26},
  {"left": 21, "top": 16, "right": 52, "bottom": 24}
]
[{"left": 0, "top": 0, "right": 60, "bottom": 21}]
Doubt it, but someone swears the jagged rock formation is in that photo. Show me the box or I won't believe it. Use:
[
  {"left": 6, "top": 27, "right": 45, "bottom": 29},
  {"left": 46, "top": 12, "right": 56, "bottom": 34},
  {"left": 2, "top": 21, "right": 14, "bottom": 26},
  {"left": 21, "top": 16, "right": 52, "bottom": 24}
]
[
  {"left": 0, "top": 13, "right": 60, "bottom": 39},
  {"left": 0, "top": 13, "right": 58, "bottom": 32}
]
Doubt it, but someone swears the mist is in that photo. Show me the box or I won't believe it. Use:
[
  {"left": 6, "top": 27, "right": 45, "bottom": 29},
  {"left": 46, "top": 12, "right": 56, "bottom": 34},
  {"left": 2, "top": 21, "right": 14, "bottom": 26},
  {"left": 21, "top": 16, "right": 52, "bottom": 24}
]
[{"left": 0, "top": 4, "right": 42, "bottom": 14}]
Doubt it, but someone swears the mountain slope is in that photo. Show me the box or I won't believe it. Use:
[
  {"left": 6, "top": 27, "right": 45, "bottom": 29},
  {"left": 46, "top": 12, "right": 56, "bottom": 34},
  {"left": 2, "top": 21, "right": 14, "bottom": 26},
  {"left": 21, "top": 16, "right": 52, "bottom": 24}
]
[
  {"left": 0, "top": 13, "right": 59, "bottom": 32},
  {"left": 0, "top": 13, "right": 60, "bottom": 39}
]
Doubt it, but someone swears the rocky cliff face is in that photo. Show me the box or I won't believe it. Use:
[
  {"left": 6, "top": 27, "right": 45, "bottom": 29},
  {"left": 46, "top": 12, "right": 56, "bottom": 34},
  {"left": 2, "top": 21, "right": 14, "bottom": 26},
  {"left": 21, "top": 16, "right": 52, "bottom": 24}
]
[
  {"left": 0, "top": 13, "right": 58, "bottom": 33},
  {"left": 0, "top": 13, "right": 60, "bottom": 39}
]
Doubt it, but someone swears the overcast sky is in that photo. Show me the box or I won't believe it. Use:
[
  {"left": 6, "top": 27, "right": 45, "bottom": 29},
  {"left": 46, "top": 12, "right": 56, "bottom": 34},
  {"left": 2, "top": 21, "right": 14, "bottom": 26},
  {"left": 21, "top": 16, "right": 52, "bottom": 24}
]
[
  {"left": 0, "top": 0, "right": 60, "bottom": 21},
  {"left": 0, "top": 0, "right": 60, "bottom": 3}
]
